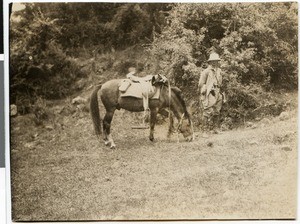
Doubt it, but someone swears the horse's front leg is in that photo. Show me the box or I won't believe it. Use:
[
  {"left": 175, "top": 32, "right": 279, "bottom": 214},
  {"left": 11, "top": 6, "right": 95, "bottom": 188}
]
[
  {"left": 158, "top": 108, "right": 175, "bottom": 138},
  {"left": 167, "top": 114, "right": 175, "bottom": 138},
  {"left": 103, "top": 110, "right": 116, "bottom": 149},
  {"left": 149, "top": 108, "right": 158, "bottom": 141}
]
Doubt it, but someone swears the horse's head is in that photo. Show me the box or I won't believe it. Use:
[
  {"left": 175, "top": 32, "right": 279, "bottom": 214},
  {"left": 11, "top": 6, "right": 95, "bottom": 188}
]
[{"left": 177, "top": 113, "right": 194, "bottom": 142}]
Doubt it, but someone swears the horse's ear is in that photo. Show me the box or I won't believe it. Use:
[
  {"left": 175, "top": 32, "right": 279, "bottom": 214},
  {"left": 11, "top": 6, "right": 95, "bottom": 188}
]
[{"left": 151, "top": 75, "right": 156, "bottom": 85}]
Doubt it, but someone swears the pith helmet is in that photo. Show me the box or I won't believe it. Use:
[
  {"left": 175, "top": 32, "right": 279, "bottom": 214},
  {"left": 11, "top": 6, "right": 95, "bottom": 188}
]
[{"left": 208, "top": 52, "right": 221, "bottom": 62}]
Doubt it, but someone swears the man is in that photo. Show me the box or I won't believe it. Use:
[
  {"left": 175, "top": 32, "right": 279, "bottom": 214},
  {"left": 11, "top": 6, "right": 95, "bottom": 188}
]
[{"left": 198, "top": 52, "right": 224, "bottom": 132}]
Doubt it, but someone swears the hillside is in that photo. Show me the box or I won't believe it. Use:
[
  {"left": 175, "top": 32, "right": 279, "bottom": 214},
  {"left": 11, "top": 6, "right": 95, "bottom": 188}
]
[{"left": 10, "top": 90, "right": 297, "bottom": 220}]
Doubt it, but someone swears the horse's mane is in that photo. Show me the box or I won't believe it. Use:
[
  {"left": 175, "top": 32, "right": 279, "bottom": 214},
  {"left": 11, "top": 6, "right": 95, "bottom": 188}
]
[{"left": 171, "top": 87, "right": 191, "bottom": 120}]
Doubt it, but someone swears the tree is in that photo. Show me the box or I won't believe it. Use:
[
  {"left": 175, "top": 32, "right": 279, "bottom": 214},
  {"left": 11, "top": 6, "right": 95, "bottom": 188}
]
[{"left": 150, "top": 2, "right": 297, "bottom": 124}]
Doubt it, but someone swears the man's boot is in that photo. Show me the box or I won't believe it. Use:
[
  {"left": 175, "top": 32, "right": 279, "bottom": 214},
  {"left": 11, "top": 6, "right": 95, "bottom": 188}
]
[
  {"left": 211, "top": 115, "right": 221, "bottom": 134},
  {"left": 202, "top": 116, "right": 210, "bottom": 138}
]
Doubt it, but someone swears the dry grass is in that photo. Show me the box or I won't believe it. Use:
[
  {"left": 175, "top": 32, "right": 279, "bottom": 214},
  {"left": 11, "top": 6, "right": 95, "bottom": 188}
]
[{"left": 10, "top": 93, "right": 297, "bottom": 221}]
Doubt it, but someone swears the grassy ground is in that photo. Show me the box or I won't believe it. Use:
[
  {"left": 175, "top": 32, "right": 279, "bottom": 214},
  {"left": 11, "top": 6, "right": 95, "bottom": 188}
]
[{"left": 10, "top": 92, "right": 297, "bottom": 221}]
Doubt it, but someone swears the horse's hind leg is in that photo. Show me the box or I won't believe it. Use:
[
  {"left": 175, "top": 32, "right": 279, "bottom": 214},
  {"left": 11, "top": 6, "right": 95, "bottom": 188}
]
[{"left": 103, "top": 109, "right": 116, "bottom": 149}]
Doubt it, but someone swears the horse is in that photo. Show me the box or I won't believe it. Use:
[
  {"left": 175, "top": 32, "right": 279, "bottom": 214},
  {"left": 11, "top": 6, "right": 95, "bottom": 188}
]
[{"left": 90, "top": 78, "right": 194, "bottom": 148}]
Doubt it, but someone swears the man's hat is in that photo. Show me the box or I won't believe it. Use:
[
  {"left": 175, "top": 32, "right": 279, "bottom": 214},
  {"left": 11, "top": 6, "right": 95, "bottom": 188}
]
[{"left": 208, "top": 52, "right": 221, "bottom": 62}]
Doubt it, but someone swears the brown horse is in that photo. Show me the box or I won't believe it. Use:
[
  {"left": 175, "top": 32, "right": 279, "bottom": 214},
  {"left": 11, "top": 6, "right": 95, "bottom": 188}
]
[{"left": 90, "top": 79, "right": 194, "bottom": 148}]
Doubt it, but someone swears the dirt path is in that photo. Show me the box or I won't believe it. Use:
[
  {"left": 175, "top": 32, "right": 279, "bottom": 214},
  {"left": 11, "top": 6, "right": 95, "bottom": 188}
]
[{"left": 10, "top": 106, "right": 297, "bottom": 221}]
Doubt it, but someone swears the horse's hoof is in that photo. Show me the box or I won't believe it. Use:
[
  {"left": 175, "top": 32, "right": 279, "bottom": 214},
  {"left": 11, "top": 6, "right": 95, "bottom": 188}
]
[
  {"left": 185, "top": 136, "right": 194, "bottom": 142},
  {"left": 104, "top": 141, "right": 110, "bottom": 146},
  {"left": 149, "top": 137, "right": 154, "bottom": 142},
  {"left": 110, "top": 145, "right": 116, "bottom": 149}
]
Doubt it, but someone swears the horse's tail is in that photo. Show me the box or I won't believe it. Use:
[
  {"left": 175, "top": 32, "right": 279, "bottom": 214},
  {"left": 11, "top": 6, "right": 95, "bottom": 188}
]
[{"left": 90, "top": 85, "right": 103, "bottom": 137}]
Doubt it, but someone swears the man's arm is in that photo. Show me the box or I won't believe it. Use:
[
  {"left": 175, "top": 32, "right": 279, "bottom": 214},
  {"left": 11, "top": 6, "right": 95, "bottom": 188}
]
[
  {"left": 218, "top": 69, "right": 223, "bottom": 86},
  {"left": 198, "top": 69, "right": 208, "bottom": 93}
]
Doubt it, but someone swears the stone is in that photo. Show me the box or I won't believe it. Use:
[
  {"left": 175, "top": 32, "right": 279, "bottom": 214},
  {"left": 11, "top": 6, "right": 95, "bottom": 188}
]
[
  {"left": 261, "top": 118, "right": 271, "bottom": 124},
  {"left": 10, "top": 104, "right": 18, "bottom": 116},
  {"left": 251, "top": 124, "right": 258, "bottom": 129},
  {"left": 248, "top": 140, "right": 259, "bottom": 145},
  {"left": 104, "top": 177, "right": 111, "bottom": 182},
  {"left": 24, "top": 142, "right": 35, "bottom": 149},
  {"left": 202, "top": 133, "right": 209, "bottom": 138},
  {"left": 281, "top": 146, "right": 292, "bottom": 151},
  {"left": 246, "top": 121, "right": 254, "bottom": 127},
  {"left": 72, "top": 96, "right": 87, "bottom": 105},
  {"left": 279, "top": 111, "right": 289, "bottom": 121},
  {"left": 207, "top": 141, "right": 213, "bottom": 147},
  {"left": 45, "top": 125, "right": 54, "bottom": 130}
]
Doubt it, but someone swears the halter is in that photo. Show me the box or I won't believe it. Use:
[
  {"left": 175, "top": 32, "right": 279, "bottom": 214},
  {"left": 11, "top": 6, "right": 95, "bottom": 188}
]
[{"left": 166, "top": 78, "right": 194, "bottom": 141}]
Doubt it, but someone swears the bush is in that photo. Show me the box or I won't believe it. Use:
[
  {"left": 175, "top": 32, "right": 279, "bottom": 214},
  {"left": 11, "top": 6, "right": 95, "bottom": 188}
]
[
  {"left": 149, "top": 2, "right": 297, "bottom": 125},
  {"left": 10, "top": 7, "right": 85, "bottom": 114}
]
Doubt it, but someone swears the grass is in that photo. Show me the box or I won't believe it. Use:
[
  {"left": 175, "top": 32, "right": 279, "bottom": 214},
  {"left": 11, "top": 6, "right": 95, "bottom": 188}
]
[{"left": 10, "top": 90, "right": 297, "bottom": 221}]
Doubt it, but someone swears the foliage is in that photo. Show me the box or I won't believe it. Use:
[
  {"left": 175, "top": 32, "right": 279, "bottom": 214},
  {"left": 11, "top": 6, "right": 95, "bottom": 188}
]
[
  {"left": 149, "top": 2, "right": 297, "bottom": 125},
  {"left": 10, "top": 3, "right": 170, "bottom": 114},
  {"left": 10, "top": 2, "right": 297, "bottom": 125},
  {"left": 10, "top": 5, "right": 85, "bottom": 113}
]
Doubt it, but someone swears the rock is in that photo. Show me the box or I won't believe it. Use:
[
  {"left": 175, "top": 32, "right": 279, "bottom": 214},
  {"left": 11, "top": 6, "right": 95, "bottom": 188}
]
[
  {"left": 210, "top": 129, "right": 220, "bottom": 134},
  {"left": 45, "top": 125, "right": 54, "bottom": 130},
  {"left": 279, "top": 111, "right": 289, "bottom": 121},
  {"left": 128, "top": 67, "right": 136, "bottom": 73},
  {"left": 59, "top": 105, "right": 76, "bottom": 115},
  {"left": 251, "top": 124, "right": 258, "bottom": 129},
  {"left": 202, "top": 133, "right": 209, "bottom": 138},
  {"left": 10, "top": 104, "right": 18, "bottom": 116},
  {"left": 261, "top": 118, "right": 271, "bottom": 124},
  {"left": 104, "top": 177, "right": 111, "bottom": 182},
  {"left": 281, "top": 146, "right": 292, "bottom": 151},
  {"left": 246, "top": 121, "right": 254, "bottom": 127},
  {"left": 75, "top": 79, "right": 86, "bottom": 90},
  {"left": 76, "top": 104, "right": 90, "bottom": 113},
  {"left": 13, "top": 127, "right": 20, "bottom": 132},
  {"left": 24, "top": 142, "right": 35, "bottom": 149},
  {"left": 220, "top": 124, "right": 229, "bottom": 131},
  {"left": 72, "top": 96, "right": 87, "bottom": 105},
  {"left": 248, "top": 140, "right": 259, "bottom": 145},
  {"left": 31, "top": 133, "right": 39, "bottom": 139},
  {"left": 111, "top": 161, "right": 120, "bottom": 169},
  {"left": 207, "top": 141, "right": 213, "bottom": 147},
  {"left": 255, "top": 117, "right": 261, "bottom": 121}
]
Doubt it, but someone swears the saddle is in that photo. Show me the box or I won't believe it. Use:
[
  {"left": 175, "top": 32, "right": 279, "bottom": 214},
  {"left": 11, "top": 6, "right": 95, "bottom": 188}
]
[
  {"left": 119, "top": 74, "right": 166, "bottom": 110},
  {"left": 120, "top": 79, "right": 159, "bottom": 97}
]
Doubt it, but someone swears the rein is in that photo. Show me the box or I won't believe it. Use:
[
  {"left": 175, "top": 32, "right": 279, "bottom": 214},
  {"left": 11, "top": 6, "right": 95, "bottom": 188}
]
[
  {"left": 165, "top": 82, "right": 181, "bottom": 141},
  {"left": 177, "top": 113, "right": 185, "bottom": 132},
  {"left": 168, "top": 80, "right": 172, "bottom": 125},
  {"left": 176, "top": 112, "right": 185, "bottom": 143},
  {"left": 163, "top": 65, "right": 194, "bottom": 141},
  {"left": 163, "top": 62, "right": 175, "bottom": 133}
]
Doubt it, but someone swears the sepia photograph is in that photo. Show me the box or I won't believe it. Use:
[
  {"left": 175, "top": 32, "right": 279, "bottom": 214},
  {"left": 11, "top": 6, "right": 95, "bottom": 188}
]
[{"left": 8, "top": 1, "right": 297, "bottom": 221}]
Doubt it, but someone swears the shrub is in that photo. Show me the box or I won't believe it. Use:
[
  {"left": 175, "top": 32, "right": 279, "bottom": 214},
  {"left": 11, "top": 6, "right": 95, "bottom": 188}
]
[
  {"left": 10, "top": 6, "right": 85, "bottom": 114},
  {"left": 149, "top": 2, "right": 297, "bottom": 125}
]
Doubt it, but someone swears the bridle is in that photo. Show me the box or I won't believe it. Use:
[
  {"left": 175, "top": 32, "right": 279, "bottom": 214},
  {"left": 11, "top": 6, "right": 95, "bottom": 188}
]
[{"left": 165, "top": 77, "right": 194, "bottom": 141}]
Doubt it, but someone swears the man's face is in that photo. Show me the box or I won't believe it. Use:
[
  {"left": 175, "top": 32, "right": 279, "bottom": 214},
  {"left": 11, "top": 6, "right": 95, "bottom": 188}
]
[{"left": 210, "top": 60, "right": 220, "bottom": 68}]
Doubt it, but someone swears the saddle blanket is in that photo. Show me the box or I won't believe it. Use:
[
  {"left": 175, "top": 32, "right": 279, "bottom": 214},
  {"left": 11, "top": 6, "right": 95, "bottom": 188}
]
[{"left": 119, "top": 79, "right": 160, "bottom": 99}]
